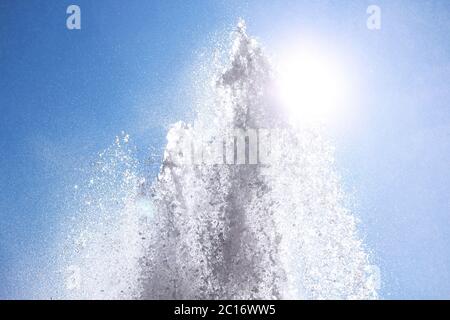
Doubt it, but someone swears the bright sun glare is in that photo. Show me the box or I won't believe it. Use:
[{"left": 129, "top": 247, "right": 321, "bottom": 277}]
[{"left": 277, "top": 47, "right": 350, "bottom": 125}]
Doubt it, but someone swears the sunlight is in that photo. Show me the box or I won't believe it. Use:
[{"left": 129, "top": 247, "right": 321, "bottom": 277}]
[{"left": 276, "top": 45, "right": 350, "bottom": 125}]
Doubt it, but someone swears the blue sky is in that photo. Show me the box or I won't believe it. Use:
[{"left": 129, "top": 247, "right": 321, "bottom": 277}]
[{"left": 0, "top": 0, "right": 449, "bottom": 299}]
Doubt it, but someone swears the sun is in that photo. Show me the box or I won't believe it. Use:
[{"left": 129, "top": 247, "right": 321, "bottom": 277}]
[{"left": 276, "top": 46, "right": 350, "bottom": 125}]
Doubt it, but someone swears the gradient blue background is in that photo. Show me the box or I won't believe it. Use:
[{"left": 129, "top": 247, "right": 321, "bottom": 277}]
[{"left": 0, "top": 0, "right": 449, "bottom": 299}]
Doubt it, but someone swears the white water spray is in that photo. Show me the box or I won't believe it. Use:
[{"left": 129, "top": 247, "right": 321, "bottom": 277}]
[{"left": 59, "top": 22, "right": 378, "bottom": 300}]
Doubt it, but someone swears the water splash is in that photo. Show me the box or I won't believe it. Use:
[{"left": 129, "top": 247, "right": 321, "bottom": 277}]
[
  {"left": 60, "top": 22, "right": 378, "bottom": 300},
  {"left": 60, "top": 133, "right": 152, "bottom": 299}
]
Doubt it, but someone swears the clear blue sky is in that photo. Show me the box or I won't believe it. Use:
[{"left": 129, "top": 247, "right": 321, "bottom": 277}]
[{"left": 0, "top": 0, "right": 449, "bottom": 299}]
